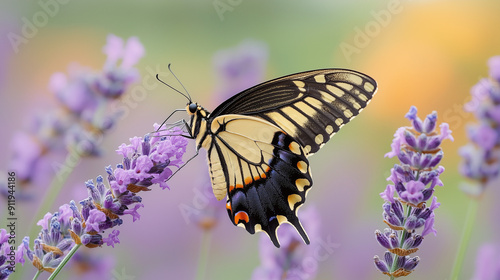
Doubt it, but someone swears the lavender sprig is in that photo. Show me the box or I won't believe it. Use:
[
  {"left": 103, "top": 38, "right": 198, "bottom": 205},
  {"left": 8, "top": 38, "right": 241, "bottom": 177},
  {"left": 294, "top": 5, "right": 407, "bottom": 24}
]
[
  {"left": 10, "top": 125, "right": 187, "bottom": 278},
  {"left": 459, "top": 55, "right": 500, "bottom": 196},
  {"left": 451, "top": 56, "right": 500, "bottom": 279},
  {"left": 374, "top": 106, "right": 453, "bottom": 278}
]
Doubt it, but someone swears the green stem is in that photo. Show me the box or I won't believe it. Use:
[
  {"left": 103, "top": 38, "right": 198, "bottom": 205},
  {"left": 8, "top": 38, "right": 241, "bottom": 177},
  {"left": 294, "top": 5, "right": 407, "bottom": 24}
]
[
  {"left": 32, "top": 270, "right": 42, "bottom": 280},
  {"left": 450, "top": 198, "right": 478, "bottom": 280},
  {"left": 48, "top": 243, "right": 82, "bottom": 280},
  {"left": 27, "top": 151, "right": 81, "bottom": 241},
  {"left": 195, "top": 229, "right": 212, "bottom": 280}
]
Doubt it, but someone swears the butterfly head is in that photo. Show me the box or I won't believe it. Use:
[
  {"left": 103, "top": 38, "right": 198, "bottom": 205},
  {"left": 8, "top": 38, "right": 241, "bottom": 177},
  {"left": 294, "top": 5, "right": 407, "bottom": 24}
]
[{"left": 186, "top": 102, "right": 209, "bottom": 119}]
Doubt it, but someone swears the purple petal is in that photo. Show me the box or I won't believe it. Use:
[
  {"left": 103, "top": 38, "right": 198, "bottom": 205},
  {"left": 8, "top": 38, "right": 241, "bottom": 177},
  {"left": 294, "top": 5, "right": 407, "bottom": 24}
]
[
  {"left": 103, "top": 34, "right": 124, "bottom": 66},
  {"left": 103, "top": 230, "right": 121, "bottom": 248},
  {"left": 387, "top": 167, "right": 399, "bottom": 185},
  {"left": 421, "top": 212, "right": 437, "bottom": 236},
  {"left": 385, "top": 127, "right": 405, "bottom": 158},
  {"left": 86, "top": 209, "right": 106, "bottom": 232},
  {"left": 399, "top": 181, "right": 425, "bottom": 204},
  {"left": 488, "top": 55, "right": 500, "bottom": 81},
  {"left": 429, "top": 166, "right": 445, "bottom": 188},
  {"left": 380, "top": 185, "right": 395, "bottom": 203},
  {"left": 439, "top": 123, "right": 454, "bottom": 142},
  {"left": 132, "top": 155, "right": 154, "bottom": 180},
  {"left": 121, "top": 37, "right": 145, "bottom": 68},
  {"left": 129, "top": 136, "right": 142, "bottom": 151},
  {"left": 58, "top": 204, "right": 73, "bottom": 226},
  {"left": 116, "top": 143, "right": 133, "bottom": 158},
  {"left": 123, "top": 203, "right": 144, "bottom": 222},
  {"left": 112, "top": 168, "right": 132, "bottom": 193},
  {"left": 0, "top": 229, "right": 9, "bottom": 244},
  {"left": 429, "top": 196, "right": 441, "bottom": 211},
  {"left": 37, "top": 213, "right": 53, "bottom": 231}
]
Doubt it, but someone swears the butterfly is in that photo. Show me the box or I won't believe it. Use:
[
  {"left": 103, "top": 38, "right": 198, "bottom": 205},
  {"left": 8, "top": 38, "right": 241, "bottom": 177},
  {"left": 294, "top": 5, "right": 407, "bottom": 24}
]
[{"left": 162, "top": 68, "right": 377, "bottom": 247}]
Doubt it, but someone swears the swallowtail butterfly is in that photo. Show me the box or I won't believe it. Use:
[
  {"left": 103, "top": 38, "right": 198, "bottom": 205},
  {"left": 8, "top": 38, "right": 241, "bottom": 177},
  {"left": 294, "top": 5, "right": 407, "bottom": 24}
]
[{"left": 163, "top": 68, "right": 377, "bottom": 247}]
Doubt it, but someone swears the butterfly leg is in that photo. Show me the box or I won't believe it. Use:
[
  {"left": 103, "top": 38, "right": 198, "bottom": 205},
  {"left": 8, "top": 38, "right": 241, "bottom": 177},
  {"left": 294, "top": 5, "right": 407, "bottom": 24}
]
[
  {"left": 156, "top": 109, "right": 187, "bottom": 132},
  {"left": 165, "top": 149, "right": 199, "bottom": 182}
]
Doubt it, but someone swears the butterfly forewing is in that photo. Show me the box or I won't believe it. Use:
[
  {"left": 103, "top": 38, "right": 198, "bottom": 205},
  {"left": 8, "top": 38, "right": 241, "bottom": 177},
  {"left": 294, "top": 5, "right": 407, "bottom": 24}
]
[{"left": 210, "top": 69, "right": 377, "bottom": 155}]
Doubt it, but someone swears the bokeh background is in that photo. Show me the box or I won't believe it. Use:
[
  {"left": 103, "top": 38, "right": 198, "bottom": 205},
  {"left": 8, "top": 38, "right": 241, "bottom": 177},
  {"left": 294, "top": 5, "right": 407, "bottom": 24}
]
[{"left": 1, "top": 0, "right": 500, "bottom": 279}]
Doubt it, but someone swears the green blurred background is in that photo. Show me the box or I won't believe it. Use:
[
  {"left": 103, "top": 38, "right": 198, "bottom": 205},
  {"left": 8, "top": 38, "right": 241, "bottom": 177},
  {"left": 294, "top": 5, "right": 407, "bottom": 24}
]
[{"left": 1, "top": 0, "right": 500, "bottom": 279}]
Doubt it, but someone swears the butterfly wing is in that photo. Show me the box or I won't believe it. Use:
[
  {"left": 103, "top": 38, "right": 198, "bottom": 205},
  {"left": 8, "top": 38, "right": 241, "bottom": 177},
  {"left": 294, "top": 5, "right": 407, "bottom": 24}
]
[
  {"left": 206, "top": 114, "right": 312, "bottom": 247},
  {"left": 210, "top": 69, "right": 377, "bottom": 155},
  {"left": 204, "top": 69, "right": 377, "bottom": 247}
]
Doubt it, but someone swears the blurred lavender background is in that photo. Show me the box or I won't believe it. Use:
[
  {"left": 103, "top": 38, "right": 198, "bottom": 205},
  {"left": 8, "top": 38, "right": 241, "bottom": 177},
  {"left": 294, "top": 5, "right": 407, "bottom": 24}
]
[{"left": 1, "top": 1, "right": 500, "bottom": 279}]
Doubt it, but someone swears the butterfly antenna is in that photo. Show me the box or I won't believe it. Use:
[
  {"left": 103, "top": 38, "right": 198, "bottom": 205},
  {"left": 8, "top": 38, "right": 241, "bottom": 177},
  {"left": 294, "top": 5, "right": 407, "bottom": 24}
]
[
  {"left": 156, "top": 74, "right": 191, "bottom": 102},
  {"left": 168, "top": 64, "right": 192, "bottom": 102}
]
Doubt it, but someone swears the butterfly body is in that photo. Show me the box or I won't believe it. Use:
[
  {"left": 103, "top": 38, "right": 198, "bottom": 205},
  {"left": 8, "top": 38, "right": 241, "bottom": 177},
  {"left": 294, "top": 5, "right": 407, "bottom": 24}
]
[{"left": 185, "top": 69, "right": 377, "bottom": 247}]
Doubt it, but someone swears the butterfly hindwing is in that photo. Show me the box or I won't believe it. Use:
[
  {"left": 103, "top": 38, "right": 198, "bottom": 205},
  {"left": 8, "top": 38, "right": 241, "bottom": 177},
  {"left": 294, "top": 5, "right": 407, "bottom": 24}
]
[
  {"left": 210, "top": 69, "right": 377, "bottom": 155},
  {"left": 206, "top": 115, "right": 312, "bottom": 247}
]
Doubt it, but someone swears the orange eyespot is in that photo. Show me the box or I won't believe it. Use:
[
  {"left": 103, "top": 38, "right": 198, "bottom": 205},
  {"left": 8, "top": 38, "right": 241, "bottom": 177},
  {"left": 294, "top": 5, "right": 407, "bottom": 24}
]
[{"left": 234, "top": 211, "right": 249, "bottom": 224}]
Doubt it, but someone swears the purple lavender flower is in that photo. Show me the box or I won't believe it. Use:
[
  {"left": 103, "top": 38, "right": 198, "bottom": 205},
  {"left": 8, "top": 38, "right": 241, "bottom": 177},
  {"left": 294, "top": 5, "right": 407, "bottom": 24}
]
[
  {"left": 460, "top": 56, "right": 500, "bottom": 196},
  {"left": 12, "top": 125, "right": 188, "bottom": 276},
  {"left": 212, "top": 40, "right": 268, "bottom": 102},
  {"left": 374, "top": 106, "right": 452, "bottom": 278},
  {"left": 471, "top": 244, "right": 500, "bottom": 280},
  {"left": 252, "top": 207, "right": 322, "bottom": 280}
]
